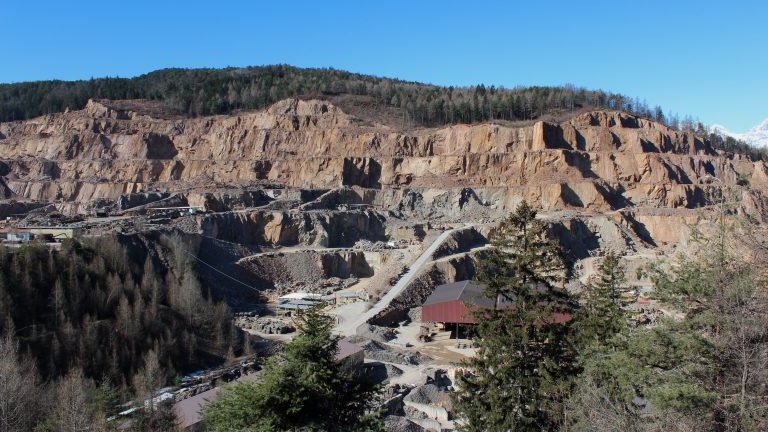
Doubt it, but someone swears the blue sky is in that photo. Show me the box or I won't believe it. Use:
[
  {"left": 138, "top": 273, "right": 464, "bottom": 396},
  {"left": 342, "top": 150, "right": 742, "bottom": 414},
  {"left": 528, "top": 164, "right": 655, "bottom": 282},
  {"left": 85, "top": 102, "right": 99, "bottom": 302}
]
[{"left": 2, "top": 0, "right": 766, "bottom": 131}]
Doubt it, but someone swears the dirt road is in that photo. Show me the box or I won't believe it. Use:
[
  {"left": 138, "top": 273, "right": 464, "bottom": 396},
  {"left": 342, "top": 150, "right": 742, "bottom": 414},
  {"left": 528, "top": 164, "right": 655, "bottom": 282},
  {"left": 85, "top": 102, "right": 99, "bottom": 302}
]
[{"left": 335, "top": 227, "right": 461, "bottom": 336}]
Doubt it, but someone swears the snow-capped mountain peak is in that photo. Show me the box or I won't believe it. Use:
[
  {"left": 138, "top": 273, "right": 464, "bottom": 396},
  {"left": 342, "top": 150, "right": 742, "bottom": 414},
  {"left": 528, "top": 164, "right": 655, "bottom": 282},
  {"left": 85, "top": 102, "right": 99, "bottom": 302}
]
[
  {"left": 710, "top": 124, "right": 734, "bottom": 136},
  {"left": 710, "top": 118, "right": 768, "bottom": 148}
]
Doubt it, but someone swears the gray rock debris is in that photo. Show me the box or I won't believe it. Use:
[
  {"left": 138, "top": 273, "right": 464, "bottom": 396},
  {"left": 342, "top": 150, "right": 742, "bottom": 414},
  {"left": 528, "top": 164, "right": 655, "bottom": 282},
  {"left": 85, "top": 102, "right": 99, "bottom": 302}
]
[
  {"left": 355, "top": 323, "right": 398, "bottom": 343},
  {"left": 383, "top": 415, "right": 426, "bottom": 432},
  {"left": 352, "top": 339, "right": 431, "bottom": 366},
  {"left": 403, "top": 383, "right": 441, "bottom": 405}
]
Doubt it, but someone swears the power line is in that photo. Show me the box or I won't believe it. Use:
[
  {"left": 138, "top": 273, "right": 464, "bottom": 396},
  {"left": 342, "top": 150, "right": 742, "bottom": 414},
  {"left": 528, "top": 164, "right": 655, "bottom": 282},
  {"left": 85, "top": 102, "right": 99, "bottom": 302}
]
[{"left": 183, "top": 251, "right": 261, "bottom": 293}]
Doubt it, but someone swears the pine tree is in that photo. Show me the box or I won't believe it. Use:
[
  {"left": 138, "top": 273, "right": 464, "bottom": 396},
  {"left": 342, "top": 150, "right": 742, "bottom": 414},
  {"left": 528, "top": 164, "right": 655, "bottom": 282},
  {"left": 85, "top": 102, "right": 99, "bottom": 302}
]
[
  {"left": 92, "top": 375, "right": 121, "bottom": 418},
  {"left": 567, "top": 216, "right": 768, "bottom": 431},
  {"left": 565, "top": 332, "right": 647, "bottom": 432},
  {"left": 203, "top": 306, "right": 382, "bottom": 432},
  {"left": 575, "top": 251, "right": 636, "bottom": 346},
  {"left": 452, "top": 201, "right": 578, "bottom": 432},
  {"left": 647, "top": 220, "right": 768, "bottom": 429},
  {"left": 567, "top": 253, "right": 644, "bottom": 431}
]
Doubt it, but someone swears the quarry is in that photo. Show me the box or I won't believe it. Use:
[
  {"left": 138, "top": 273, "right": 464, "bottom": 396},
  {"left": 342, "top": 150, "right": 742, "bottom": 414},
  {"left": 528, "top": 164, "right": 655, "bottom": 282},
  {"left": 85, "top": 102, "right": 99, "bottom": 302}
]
[{"left": 1, "top": 97, "right": 767, "bottom": 430}]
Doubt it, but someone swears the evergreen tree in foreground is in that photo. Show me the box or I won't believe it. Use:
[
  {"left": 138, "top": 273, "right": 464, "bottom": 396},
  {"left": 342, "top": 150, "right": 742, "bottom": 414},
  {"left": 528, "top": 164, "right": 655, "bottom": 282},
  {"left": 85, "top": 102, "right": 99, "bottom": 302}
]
[
  {"left": 452, "top": 201, "right": 579, "bottom": 432},
  {"left": 575, "top": 251, "right": 636, "bottom": 347},
  {"left": 203, "top": 306, "right": 382, "bottom": 432},
  {"left": 645, "top": 220, "right": 768, "bottom": 430},
  {"left": 567, "top": 217, "right": 768, "bottom": 431},
  {"left": 567, "top": 252, "right": 645, "bottom": 431}
]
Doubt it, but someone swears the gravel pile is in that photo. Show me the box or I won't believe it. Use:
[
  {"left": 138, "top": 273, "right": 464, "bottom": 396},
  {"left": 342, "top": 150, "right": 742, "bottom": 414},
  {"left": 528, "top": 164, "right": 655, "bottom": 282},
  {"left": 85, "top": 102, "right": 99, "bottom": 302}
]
[
  {"left": 170, "top": 215, "right": 200, "bottom": 233},
  {"left": 403, "top": 405, "right": 430, "bottom": 421},
  {"left": 354, "top": 339, "right": 431, "bottom": 366},
  {"left": 370, "top": 268, "right": 443, "bottom": 327},
  {"left": 249, "top": 253, "right": 326, "bottom": 286},
  {"left": 240, "top": 252, "right": 366, "bottom": 295},
  {"left": 383, "top": 415, "right": 425, "bottom": 432},
  {"left": 237, "top": 317, "right": 295, "bottom": 334},
  {"left": 431, "top": 226, "right": 487, "bottom": 260},
  {"left": 354, "top": 324, "right": 397, "bottom": 343},
  {"left": 365, "top": 362, "right": 405, "bottom": 384},
  {"left": 403, "top": 383, "right": 441, "bottom": 405},
  {"left": 354, "top": 239, "right": 389, "bottom": 252},
  {"left": 407, "top": 307, "right": 422, "bottom": 323}
]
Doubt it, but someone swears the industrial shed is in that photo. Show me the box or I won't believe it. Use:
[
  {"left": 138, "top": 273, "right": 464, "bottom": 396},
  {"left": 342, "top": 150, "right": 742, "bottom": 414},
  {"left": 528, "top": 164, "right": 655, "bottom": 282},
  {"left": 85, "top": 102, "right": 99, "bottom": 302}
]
[
  {"left": 422, "top": 280, "right": 573, "bottom": 326},
  {"left": 421, "top": 280, "right": 494, "bottom": 324}
]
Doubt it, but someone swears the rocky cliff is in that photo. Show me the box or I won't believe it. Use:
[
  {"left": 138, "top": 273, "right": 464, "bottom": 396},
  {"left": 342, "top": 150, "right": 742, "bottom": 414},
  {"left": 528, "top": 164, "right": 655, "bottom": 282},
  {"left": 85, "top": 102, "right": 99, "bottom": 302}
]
[
  {"left": 0, "top": 98, "right": 765, "bottom": 223},
  {"left": 4, "top": 97, "right": 768, "bottom": 312}
]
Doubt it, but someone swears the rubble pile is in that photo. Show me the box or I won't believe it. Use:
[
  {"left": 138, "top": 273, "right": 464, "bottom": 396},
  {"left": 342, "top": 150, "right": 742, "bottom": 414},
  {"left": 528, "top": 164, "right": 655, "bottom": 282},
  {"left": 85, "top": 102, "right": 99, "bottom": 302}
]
[
  {"left": 272, "top": 276, "right": 359, "bottom": 296},
  {"left": 239, "top": 249, "right": 371, "bottom": 296},
  {"left": 383, "top": 416, "right": 425, "bottom": 432},
  {"left": 354, "top": 239, "right": 390, "bottom": 252},
  {"left": 236, "top": 316, "right": 295, "bottom": 334},
  {"left": 403, "top": 383, "right": 442, "bottom": 406},
  {"left": 354, "top": 324, "right": 398, "bottom": 343},
  {"left": 354, "top": 339, "right": 431, "bottom": 366},
  {"left": 365, "top": 362, "right": 405, "bottom": 384}
]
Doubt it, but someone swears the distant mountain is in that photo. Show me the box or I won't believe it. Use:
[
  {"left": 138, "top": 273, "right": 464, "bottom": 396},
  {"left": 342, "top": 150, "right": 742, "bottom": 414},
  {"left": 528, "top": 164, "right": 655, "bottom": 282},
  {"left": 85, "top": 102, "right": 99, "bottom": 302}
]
[{"left": 711, "top": 118, "right": 768, "bottom": 147}]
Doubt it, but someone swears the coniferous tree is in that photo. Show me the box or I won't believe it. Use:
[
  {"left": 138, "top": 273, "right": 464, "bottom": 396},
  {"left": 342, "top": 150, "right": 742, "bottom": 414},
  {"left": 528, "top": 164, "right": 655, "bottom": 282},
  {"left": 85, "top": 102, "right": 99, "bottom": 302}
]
[
  {"left": 575, "top": 251, "right": 636, "bottom": 347},
  {"left": 646, "top": 220, "right": 768, "bottom": 429},
  {"left": 203, "top": 306, "right": 382, "bottom": 432},
  {"left": 92, "top": 376, "right": 121, "bottom": 418},
  {"left": 49, "top": 368, "right": 97, "bottom": 432},
  {"left": 567, "top": 252, "right": 644, "bottom": 431},
  {"left": 0, "top": 333, "right": 43, "bottom": 432},
  {"left": 452, "top": 201, "right": 578, "bottom": 432},
  {"left": 0, "top": 235, "right": 241, "bottom": 388},
  {"left": 568, "top": 214, "right": 768, "bottom": 431}
]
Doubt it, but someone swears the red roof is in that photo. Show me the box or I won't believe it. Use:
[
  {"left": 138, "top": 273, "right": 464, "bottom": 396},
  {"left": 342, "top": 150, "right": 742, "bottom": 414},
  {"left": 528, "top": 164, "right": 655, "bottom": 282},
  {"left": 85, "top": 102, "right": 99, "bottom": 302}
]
[{"left": 421, "top": 281, "right": 573, "bottom": 325}]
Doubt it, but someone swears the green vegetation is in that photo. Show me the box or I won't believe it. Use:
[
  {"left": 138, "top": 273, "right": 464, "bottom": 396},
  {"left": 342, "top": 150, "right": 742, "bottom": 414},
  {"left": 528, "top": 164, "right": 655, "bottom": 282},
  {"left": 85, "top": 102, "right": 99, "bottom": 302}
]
[
  {"left": 456, "top": 202, "right": 768, "bottom": 431},
  {"left": 203, "top": 306, "right": 382, "bottom": 432},
  {"left": 643, "top": 222, "right": 768, "bottom": 429},
  {"left": 566, "top": 251, "right": 645, "bottom": 431},
  {"left": 707, "top": 130, "right": 767, "bottom": 162},
  {"left": 452, "top": 202, "right": 579, "bottom": 431},
  {"left": 0, "top": 65, "right": 683, "bottom": 127},
  {"left": 574, "top": 251, "right": 635, "bottom": 346}
]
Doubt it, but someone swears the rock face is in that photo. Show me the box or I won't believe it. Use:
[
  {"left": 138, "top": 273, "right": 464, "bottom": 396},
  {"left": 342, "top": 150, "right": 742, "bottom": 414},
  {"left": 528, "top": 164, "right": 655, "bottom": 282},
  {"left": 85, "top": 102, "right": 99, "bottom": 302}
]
[
  {"left": 1, "top": 97, "right": 766, "bottom": 255},
  {"left": 1, "top": 98, "right": 764, "bottom": 214},
  {"left": 197, "top": 210, "right": 386, "bottom": 247},
  {"left": 237, "top": 250, "right": 374, "bottom": 287}
]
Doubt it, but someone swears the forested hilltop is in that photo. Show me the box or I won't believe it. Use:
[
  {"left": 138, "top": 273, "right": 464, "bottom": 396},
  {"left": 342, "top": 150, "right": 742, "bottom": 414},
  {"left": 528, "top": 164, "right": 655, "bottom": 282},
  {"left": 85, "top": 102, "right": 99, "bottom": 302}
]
[{"left": 1, "top": 65, "right": 762, "bottom": 160}]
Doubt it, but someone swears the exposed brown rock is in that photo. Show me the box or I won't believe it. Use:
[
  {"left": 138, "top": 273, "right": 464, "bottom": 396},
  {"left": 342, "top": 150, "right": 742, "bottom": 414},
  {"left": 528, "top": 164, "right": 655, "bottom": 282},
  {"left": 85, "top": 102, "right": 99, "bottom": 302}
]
[{"left": 1, "top": 98, "right": 765, "bottom": 249}]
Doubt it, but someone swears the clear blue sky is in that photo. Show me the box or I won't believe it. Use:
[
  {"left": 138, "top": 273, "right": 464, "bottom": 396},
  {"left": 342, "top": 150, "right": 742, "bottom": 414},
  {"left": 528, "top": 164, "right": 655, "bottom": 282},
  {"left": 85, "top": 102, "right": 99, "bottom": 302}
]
[{"left": 2, "top": 0, "right": 766, "bottom": 131}]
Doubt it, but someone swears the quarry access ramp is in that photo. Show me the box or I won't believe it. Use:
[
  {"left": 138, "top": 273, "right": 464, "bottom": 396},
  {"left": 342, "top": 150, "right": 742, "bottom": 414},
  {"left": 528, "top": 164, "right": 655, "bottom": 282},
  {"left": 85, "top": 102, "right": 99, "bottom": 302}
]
[{"left": 337, "top": 227, "right": 463, "bottom": 336}]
